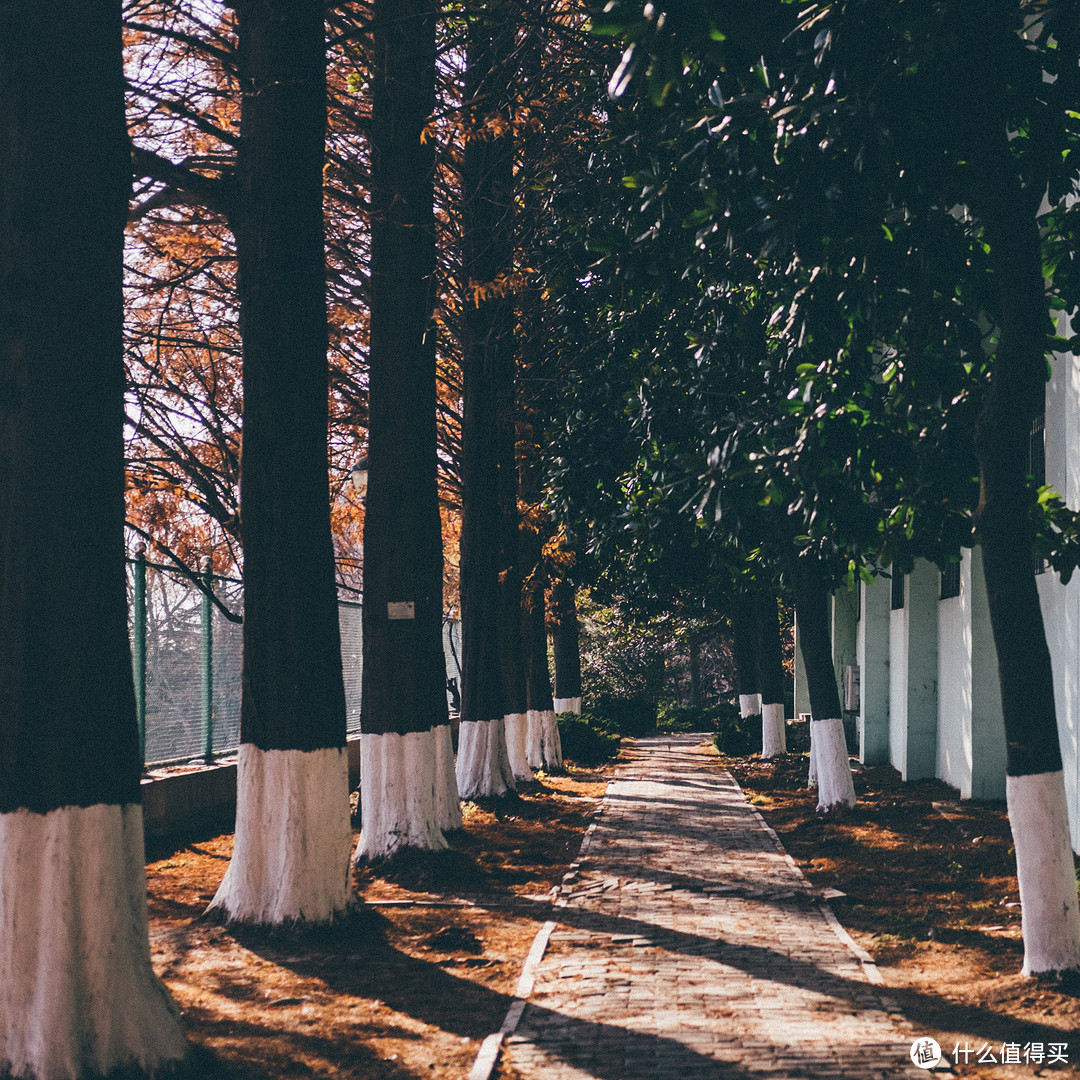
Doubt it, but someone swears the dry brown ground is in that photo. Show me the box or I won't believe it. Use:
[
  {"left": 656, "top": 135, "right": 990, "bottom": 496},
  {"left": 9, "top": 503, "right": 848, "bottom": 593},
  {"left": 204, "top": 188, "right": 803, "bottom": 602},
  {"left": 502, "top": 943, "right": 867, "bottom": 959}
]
[
  {"left": 146, "top": 747, "right": 1080, "bottom": 1079},
  {"left": 724, "top": 751, "right": 1080, "bottom": 1079},
  {"left": 146, "top": 768, "right": 609, "bottom": 1080}
]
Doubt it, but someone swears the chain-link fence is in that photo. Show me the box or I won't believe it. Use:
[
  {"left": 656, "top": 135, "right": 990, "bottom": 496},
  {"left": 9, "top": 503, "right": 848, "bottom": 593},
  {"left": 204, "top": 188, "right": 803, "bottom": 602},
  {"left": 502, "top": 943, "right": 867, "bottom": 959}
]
[{"left": 128, "top": 555, "right": 461, "bottom": 768}]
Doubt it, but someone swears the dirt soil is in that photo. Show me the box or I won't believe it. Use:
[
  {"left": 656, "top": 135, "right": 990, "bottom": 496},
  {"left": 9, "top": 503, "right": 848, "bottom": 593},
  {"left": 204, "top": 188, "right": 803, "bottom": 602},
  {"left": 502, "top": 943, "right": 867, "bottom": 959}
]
[
  {"left": 724, "top": 751, "right": 1080, "bottom": 1079},
  {"left": 146, "top": 748, "right": 1080, "bottom": 1079},
  {"left": 146, "top": 767, "right": 609, "bottom": 1080}
]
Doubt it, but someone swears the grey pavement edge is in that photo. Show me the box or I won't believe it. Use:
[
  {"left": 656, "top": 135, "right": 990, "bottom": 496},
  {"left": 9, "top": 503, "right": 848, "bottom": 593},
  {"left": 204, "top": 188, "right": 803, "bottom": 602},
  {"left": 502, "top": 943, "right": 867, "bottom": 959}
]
[{"left": 474, "top": 733, "right": 937, "bottom": 1080}]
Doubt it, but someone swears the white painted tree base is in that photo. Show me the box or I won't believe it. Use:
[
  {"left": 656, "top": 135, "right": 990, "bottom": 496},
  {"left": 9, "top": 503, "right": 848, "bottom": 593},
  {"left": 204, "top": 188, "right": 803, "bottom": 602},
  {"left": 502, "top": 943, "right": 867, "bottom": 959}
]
[
  {"left": 0, "top": 802, "right": 188, "bottom": 1080},
  {"left": 810, "top": 717, "right": 856, "bottom": 812},
  {"left": 209, "top": 744, "right": 353, "bottom": 925},
  {"left": 433, "top": 723, "right": 463, "bottom": 833},
  {"left": 354, "top": 728, "right": 457, "bottom": 861},
  {"left": 761, "top": 702, "right": 786, "bottom": 759},
  {"left": 504, "top": 712, "right": 533, "bottom": 782},
  {"left": 457, "top": 717, "right": 516, "bottom": 799},
  {"left": 739, "top": 693, "right": 762, "bottom": 718},
  {"left": 1007, "top": 771, "right": 1080, "bottom": 976},
  {"left": 553, "top": 696, "right": 581, "bottom": 714},
  {"left": 526, "top": 708, "right": 563, "bottom": 772}
]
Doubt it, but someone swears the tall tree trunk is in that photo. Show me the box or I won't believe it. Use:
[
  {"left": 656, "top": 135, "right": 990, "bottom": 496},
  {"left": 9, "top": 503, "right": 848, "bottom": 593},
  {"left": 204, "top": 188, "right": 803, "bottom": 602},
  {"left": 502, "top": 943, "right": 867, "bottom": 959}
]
[
  {"left": 209, "top": 0, "right": 353, "bottom": 923},
  {"left": 0, "top": 2, "right": 188, "bottom": 1071},
  {"left": 792, "top": 557, "right": 856, "bottom": 813},
  {"left": 520, "top": 517, "right": 564, "bottom": 771},
  {"left": 457, "top": 0, "right": 518, "bottom": 799},
  {"left": 730, "top": 591, "right": 761, "bottom": 718},
  {"left": 756, "top": 591, "right": 787, "bottom": 758},
  {"left": 973, "top": 147, "right": 1080, "bottom": 977},
  {"left": 356, "top": 0, "right": 460, "bottom": 858},
  {"left": 551, "top": 576, "right": 583, "bottom": 713},
  {"left": 498, "top": 447, "right": 529, "bottom": 781}
]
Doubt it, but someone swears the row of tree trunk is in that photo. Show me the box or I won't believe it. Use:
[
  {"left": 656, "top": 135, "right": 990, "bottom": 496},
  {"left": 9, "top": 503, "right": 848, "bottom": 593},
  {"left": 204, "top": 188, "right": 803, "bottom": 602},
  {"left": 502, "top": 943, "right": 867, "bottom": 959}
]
[
  {"left": 731, "top": 590, "right": 789, "bottom": 762},
  {"left": 0, "top": 2, "right": 578, "bottom": 1077}
]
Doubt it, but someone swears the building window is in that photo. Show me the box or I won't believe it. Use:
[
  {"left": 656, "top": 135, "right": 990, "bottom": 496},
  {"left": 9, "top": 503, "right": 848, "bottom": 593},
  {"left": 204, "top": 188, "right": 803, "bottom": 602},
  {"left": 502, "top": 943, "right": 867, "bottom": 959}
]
[
  {"left": 1030, "top": 410, "right": 1046, "bottom": 575},
  {"left": 890, "top": 569, "right": 905, "bottom": 611},
  {"left": 940, "top": 560, "right": 960, "bottom": 600}
]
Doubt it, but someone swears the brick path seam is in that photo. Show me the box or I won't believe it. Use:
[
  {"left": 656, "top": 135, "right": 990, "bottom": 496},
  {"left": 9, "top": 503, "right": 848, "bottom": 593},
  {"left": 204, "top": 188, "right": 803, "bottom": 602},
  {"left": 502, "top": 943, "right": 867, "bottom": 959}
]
[{"left": 496, "top": 733, "right": 936, "bottom": 1080}]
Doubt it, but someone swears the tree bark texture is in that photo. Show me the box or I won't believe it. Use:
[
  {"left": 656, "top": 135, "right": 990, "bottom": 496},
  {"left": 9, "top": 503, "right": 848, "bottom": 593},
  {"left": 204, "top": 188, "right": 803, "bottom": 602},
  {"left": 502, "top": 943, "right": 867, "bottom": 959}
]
[
  {"left": 973, "top": 171, "right": 1062, "bottom": 779},
  {"left": 0, "top": 8, "right": 191, "bottom": 1075},
  {"left": 755, "top": 591, "right": 786, "bottom": 708},
  {"left": 551, "top": 576, "right": 583, "bottom": 701},
  {"left": 460, "top": 0, "right": 519, "bottom": 729},
  {"left": 791, "top": 561, "right": 844, "bottom": 724},
  {"left": 730, "top": 592, "right": 760, "bottom": 704},
  {"left": 362, "top": 0, "right": 449, "bottom": 738},
  {"left": 235, "top": 0, "right": 347, "bottom": 753},
  {"left": 792, "top": 557, "right": 854, "bottom": 809},
  {"left": 0, "top": 0, "right": 137, "bottom": 813},
  {"left": 524, "top": 574, "right": 554, "bottom": 712},
  {"left": 955, "top": 13, "right": 1079, "bottom": 975}
]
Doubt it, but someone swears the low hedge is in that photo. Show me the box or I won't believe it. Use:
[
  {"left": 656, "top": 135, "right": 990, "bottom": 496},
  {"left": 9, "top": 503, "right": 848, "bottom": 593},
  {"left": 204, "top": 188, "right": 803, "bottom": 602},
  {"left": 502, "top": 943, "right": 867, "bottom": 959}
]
[{"left": 556, "top": 711, "right": 622, "bottom": 766}]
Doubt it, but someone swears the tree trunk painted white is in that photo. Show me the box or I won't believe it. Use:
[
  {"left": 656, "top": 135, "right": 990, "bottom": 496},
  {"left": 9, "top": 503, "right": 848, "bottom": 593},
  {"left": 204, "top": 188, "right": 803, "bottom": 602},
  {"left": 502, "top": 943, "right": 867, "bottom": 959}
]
[
  {"left": 810, "top": 717, "right": 856, "bottom": 813},
  {"left": 456, "top": 717, "right": 516, "bottom": 799},
  {"left": 433, "top": 723, "right": 463, "bottom": 833},
  {"left": 807, "top": 727, "right": 818, "bottom": 787},
  {"left": 761, "top": 702, "right": 786, "bottom": 759},
  {"left": 354, "top": 728, "right": 454, "bottom": 860},
  {"left": 0, "top": 802, "right": 188, "bottom": 1080},
  {"left": 739, "top": 693, "right": 762, "bottom": 718},
  {"left": 553, "top": 696, "right": 581, "bottom": 714},
  {"left": 526, "top": 708, "right": 563, "bottom": 772},
  {"left": 1007, "top": 771, "right": 1080, "bottom": 976},
  {"left": 503, "top": 712, "right": 533, "bottom": 782},
  {"left": 209, "top": 744, "right": 353, "bottom": 924},
  {"left": 526, "top": 709, "right": 542, "bottom": 770}
]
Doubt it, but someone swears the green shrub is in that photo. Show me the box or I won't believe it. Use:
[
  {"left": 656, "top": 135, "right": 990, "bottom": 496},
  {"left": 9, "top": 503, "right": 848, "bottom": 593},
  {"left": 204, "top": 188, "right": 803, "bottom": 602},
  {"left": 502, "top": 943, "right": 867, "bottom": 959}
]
[
  {"left": 585, "top": 695, "right": 656, "bottom": 737},
  {"left": 557, "top": 712, "right": 621, "bottom": 765},
  {"left": 655, "top": 703, "right": 701, "bottom": 733},
  {"left": 712, "top": 704, "right": 760, "bottom": 756},
  {"left": 785, "top": 717, "right": 810, "bottom": 754},
  {"left": 656, "top": 700, "right": 741, "bottom": 733}
]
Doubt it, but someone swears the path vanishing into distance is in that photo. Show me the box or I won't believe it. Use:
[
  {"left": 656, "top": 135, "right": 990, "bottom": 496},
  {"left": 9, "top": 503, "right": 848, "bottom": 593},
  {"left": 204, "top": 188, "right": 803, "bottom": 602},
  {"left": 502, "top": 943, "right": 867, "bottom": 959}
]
[{"left": 478, "top": 733, "right": 930, "bottom": 1080}]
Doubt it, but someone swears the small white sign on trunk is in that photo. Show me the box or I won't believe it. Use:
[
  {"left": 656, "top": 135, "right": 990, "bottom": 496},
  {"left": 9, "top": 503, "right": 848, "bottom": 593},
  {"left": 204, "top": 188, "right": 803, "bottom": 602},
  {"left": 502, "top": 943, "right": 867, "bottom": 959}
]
[{"left": 387, "top": 601, "right": 415, "bottom": 620}]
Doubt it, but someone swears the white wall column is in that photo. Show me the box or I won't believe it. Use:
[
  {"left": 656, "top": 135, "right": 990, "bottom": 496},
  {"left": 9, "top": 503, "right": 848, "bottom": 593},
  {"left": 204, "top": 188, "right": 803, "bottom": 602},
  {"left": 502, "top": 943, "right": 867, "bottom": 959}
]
[
  {"left": 831, "top": 587, "right": 858, "bottom": 751},
  {"left": 969, "top": 547, "right": 1007, "bottom": 799},
  {"left": 857, "top": 575, "right": 890, "bottom": 765},
  {"left": 889, "top": 561, "right": 938, "bottom": 780},
  {"left": 793, "top": 620, "right": 810, "bottom": 720}
]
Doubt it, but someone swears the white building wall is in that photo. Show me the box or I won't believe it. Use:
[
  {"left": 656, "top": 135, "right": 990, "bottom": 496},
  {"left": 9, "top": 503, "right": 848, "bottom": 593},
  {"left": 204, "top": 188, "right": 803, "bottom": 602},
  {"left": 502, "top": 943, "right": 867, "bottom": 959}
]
[
  {"left": 936, "top": 549, "right": 1006, "bottom": 801},
  {"left": 969, "top": 547, "right": 1006, "bottom": 800},
  {"left": 857, "top": 575, "right": 890, "bottom": 765},
  {"left": 831, "top": 588, "right": 858, "bottom": 750},
  {"left": 822, "top": 338, "right": 1080, "bottom": 853},
  {"left": 937, "top": 553, "right": 973, "bottom": 796},
  {"left": 889, "top": 588, "right": 909, "bottom": 776},
  {"left": 794, "top": 620, "right": 810, "bottom": 719},
  {"left": 1036, "top": 347, "right": 1080, "bottom": 852},
  {"left": 888, "top": 563, "right": 938, "bottom": 780},
  {"left": 1040, "top": 570, "right": 1080, "bottom": 851}
]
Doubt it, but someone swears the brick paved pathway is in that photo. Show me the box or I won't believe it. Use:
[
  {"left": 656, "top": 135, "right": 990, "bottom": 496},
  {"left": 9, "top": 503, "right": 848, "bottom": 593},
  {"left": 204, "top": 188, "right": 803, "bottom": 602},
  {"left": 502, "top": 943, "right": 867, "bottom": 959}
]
[{"left": 499, "top": 734, "right": 929, "bottom": 1080}]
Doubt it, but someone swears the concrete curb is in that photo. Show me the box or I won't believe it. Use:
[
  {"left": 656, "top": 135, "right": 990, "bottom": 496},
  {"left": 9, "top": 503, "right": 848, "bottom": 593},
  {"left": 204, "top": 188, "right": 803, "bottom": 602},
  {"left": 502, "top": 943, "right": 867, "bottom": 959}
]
[{"left": 468, "top": 919, "right": 558, "bottom": 1080}]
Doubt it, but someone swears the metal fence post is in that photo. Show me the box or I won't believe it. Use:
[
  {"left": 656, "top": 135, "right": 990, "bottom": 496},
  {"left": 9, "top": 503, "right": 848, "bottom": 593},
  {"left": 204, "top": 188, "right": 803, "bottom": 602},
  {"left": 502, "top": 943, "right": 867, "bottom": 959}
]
[
  {"left": 201, "top": 558, "right": 214, "bottom": 762},
  {"left": 133, "top": 544, "right": 147, "bottom": 770}
]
